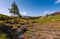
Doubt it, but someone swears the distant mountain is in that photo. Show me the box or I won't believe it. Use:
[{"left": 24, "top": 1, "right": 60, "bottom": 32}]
[{"left": 49, "top": 12, "right": 60, "bottom": 16}]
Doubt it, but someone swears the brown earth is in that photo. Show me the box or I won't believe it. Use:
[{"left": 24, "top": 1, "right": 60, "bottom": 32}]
[{"left": 24, "top": 21, "right": 60, "bottom": 39}]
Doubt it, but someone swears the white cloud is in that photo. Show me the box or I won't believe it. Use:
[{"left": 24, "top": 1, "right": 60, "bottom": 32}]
[
  {"left": 44, "top": 11, "right": 48, "bottom": 15},
  {"left": 55, "top": 0, "right": 60, "bottom": 4},
  {"left": 43, "top": 11, "right": 55, "bottom": 15},
  {"left": 0, "top": 8, "right": 11, "bottom": 16},
  {"left": 21, "top": 11, "right": 27, "bottom": 16}
]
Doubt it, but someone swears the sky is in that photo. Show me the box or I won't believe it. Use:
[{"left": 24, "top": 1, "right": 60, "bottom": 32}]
[{"left": 0, "top": 0, "right": 60, "bottom": 16}]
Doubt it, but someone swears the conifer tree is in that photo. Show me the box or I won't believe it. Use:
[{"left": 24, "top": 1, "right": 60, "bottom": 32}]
[{"left": 9, "top": 2, "right": 21, "bottom": 17}]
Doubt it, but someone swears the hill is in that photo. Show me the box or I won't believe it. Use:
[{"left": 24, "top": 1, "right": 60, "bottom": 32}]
[
  {"left": 49, "top": 12, "right": 60, "bottom": 16},
  {"left": 0, "top": 14, "right": 12, "bottom": 20},
  {"left": 0, "top": 13, "right": 60, "bottom": 39}
]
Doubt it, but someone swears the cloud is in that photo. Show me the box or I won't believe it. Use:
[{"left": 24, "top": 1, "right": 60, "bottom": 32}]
[
  {"left": 0, "top": 8, "right": 11, "bottom": 16},
  {"left": 44, "top": 11, "right": 48, "bottom": 15},
  {"left": 55, "top": 0, "right": 60, "bottom": 4},
  {"left": 21, "top": 11, "right": 27, "bottom": 16},
  {"left": 43, "top": 11, "right": 55, "bottom": 15}
]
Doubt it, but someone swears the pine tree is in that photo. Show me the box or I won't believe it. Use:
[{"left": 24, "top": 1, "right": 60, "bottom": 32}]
[{"left": 9, "top": 2, "right": 21, "bottom": 17}]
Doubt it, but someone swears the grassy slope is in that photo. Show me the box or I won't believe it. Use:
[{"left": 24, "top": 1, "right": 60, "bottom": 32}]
[
  {"left": 24, "top": 15, "right": 60, "bottom": 39},
  {"left": 1, "top": 14, "right": 60, "bottom": 24},
  {"left": 0, "top": 14, "right": 60, "bottom": 39}
]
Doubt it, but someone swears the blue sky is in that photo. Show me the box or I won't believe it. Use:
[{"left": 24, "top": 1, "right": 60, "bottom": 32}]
[{"left": 0, "top": 0, "right": 60, "bottom": 16}]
